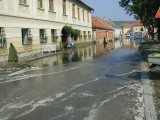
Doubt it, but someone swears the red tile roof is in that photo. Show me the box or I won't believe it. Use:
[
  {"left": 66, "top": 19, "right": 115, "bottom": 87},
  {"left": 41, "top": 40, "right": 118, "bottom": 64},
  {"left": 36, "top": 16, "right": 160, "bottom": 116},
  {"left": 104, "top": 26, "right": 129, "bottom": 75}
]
[
  {"left": 92, "top": 16, "right": 113, "bottom": 30},
  {"left": 133, "top": 20, "right": 143, "bottom": 27}
]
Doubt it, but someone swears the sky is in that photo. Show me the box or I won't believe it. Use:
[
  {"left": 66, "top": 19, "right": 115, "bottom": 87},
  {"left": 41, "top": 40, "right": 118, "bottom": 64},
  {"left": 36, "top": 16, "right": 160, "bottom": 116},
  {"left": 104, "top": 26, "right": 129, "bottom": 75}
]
[{"left": 83, "top": 0, "right": 135, "bottom": 21}]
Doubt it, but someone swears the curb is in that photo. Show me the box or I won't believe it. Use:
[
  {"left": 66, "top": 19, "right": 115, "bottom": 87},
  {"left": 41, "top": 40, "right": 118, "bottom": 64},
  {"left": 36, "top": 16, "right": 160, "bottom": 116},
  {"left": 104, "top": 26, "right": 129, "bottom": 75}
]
[{"left": 141, "top": 62, "right": 157, "bottom": 120}]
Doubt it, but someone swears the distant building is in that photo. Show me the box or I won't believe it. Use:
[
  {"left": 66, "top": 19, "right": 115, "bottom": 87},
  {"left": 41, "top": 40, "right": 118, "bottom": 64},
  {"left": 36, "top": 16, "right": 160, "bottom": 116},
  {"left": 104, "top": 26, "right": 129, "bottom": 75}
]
[
  {"left": 121, "top": 20, "right": 148, "bottom": 39},
  {"left": 132, "top": 20, "right": 148, "bottom": 33},
  {"left": 105, "top": 20, "right": 122, "bottom": 38},
  {"left": 0, "top": 0, "right": 93, "bottom": 51},
  {"left": 121, "top": 23, "right": 134, "bottom": 38},
  {"left": 115, "top": 29, "right": 122, "bottom": 38},
  {"left": 92, "top": 16, "right": 114, "bottom": 42}
]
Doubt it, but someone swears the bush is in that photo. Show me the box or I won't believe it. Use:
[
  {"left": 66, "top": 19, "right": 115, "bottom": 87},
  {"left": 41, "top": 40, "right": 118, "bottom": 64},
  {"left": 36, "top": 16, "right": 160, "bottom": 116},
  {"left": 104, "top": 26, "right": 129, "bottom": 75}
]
[
  {"left": 63, "top": 26, "right": 80, "bottom": 41},
  {"left": 8, "top": 43, "right": 18, "bottom": 63}
]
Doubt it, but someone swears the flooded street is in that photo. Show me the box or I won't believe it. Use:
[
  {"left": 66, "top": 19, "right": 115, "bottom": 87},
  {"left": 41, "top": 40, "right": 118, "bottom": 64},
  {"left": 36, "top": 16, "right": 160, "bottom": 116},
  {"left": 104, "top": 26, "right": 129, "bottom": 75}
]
[{"left": 0, "top": 40, "right": 144, "bottom": 120}]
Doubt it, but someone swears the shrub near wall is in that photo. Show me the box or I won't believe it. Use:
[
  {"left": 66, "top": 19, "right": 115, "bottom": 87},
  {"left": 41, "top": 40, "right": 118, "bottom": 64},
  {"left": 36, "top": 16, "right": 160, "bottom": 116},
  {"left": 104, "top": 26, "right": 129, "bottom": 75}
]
[{"left": 8, "top": 43, "right": 18, "bottom": 63}]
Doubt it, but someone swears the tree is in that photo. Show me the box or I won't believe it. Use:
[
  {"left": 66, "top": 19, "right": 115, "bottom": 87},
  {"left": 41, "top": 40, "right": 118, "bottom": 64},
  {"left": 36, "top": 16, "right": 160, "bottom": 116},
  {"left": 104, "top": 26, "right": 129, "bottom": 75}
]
[
  {"left": 8, "top": 43, "right": 18, "bottom": 63},
  {"left": 63, "top": 26, "right": 80, "bottom": 41},
  {"left": 119, "top": 0, "right": 159, "bottom": 40}
]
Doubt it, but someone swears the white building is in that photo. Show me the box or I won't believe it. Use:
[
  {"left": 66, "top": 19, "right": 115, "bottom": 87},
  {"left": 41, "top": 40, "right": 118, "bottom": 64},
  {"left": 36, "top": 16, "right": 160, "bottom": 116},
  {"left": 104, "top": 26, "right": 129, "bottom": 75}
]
[
  {"left": 114, "top": 28, "right": 122, "bottom": 38},
  {"left": 0, "top": 0, "right": 93, "bottom": 51}
]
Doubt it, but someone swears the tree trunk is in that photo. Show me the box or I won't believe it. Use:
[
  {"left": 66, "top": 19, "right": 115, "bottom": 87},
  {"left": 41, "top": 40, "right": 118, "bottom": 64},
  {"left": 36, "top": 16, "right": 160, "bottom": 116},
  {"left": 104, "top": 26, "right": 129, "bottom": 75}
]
[{"left": 151, "top": 30, "right": 154, "bottom": 40}]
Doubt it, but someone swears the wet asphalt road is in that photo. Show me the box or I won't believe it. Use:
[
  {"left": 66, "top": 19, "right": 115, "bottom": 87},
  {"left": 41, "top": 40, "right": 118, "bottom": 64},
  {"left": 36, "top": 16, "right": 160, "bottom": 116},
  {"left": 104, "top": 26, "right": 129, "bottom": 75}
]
[{"left": 0, "top": 42, "right": 144, "bottom": 120}]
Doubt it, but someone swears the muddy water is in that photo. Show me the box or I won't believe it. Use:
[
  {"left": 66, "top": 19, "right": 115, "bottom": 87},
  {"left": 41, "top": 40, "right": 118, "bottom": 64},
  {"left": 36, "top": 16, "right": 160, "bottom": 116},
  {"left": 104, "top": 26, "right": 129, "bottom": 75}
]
[{"left": 0, "top": 41, "right": 144, "bottom": 120}]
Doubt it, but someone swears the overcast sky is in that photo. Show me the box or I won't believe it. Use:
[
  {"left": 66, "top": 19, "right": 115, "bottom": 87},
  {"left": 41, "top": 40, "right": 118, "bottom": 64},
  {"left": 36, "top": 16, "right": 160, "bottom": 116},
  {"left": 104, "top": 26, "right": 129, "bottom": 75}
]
[{"left": 83, "top": 0, "right": 135, "bottom": 21}]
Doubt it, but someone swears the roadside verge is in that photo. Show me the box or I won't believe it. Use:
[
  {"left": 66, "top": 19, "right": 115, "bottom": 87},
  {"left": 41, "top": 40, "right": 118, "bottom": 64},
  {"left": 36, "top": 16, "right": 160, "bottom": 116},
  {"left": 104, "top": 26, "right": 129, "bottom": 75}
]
[{"left": 141, "top": 62, "right": 157, "bottom": 120}]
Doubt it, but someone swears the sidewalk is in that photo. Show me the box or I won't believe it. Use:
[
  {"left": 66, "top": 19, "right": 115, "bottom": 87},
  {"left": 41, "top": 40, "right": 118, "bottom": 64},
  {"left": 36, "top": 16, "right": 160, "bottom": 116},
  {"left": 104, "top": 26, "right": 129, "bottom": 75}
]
[
  {"left": 141, "top": 62, "right": 158, "bottom": 120},
  {"left": 0, "top": 42, "right": 94, "bottom": 63}
]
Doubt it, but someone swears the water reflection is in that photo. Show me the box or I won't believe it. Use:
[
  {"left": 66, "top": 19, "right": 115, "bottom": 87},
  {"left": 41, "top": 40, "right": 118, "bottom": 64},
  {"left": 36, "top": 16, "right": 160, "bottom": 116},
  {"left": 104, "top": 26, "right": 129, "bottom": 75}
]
[
  {"left": 30, "top": 39, "right": 142, "bottom": 67},
  {"left": 122, "top": 38, "right": 142, "bottom": 48},
  {"left": 31, "top": 45, "right": 97, "bottom": 67}
]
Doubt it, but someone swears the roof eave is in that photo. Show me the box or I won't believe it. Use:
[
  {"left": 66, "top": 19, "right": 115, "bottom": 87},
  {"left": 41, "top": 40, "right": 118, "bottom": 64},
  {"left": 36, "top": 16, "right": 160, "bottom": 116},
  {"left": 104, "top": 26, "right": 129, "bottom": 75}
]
[{"left": 78, "top": 1, "right": 94, "bottom": 11}]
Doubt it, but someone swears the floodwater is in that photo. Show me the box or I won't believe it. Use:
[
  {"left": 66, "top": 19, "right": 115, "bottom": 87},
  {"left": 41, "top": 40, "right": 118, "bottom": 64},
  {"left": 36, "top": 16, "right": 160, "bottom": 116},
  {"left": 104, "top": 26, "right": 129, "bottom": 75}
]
[
  {"left": 0, "top": 40, "right": 144, "bottom": 120},
  {"left": 31, "top": 45, "right": 97, "bottom": 67}
]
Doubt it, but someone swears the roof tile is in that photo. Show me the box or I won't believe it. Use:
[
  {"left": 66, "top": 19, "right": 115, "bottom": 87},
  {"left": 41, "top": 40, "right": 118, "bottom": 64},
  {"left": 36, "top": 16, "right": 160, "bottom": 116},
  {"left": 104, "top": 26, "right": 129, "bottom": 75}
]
[{"left": 92, "top": 16, "right": 113, "bottom": 30}]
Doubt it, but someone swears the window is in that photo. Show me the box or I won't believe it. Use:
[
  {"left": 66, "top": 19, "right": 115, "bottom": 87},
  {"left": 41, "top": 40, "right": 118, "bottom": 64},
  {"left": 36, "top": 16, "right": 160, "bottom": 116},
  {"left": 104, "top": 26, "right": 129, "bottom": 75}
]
[
  {"left": 83, "top": 31, "right": 86, "bottom": 39},
  {"left": 62, "top": 0, "right": 66, "bottom": 15},
  {"left": 87, "top": 12, "right": 89, "bottom": 22},
  {"left": 72, "top": 4, "right": 75, "bottom": 18},
  {"left": 0, "top": 28, "right": 6, "bottom": 48},
  {"left": 38, "top": 0, "right": 43, "bottom": 8},
  {"left": 49, "top": 0, "right": 54, "bottom": 11},
  {"left": 88, "top": 31, "right": 91, "bottom": 38},
  {"left": 51, "top": 29, "right": 58, "bottom": 42},
  {"left": 83, "top": 10, "right": 85, "bottom": 21},
  {"left": 140, "top": 28, "right": 144, "bottom": 31},
  {"left": 40, "top": 29, "right": 47, "bottom": 43},
  {"left": 21, "top": 29, "right": 32, "bottom": 45},
  {"left": 19, "top": 0, "right": 26, "bottom": 4},
  {"left": 77, "top": 7, "right": 80, "bottom": 19}
]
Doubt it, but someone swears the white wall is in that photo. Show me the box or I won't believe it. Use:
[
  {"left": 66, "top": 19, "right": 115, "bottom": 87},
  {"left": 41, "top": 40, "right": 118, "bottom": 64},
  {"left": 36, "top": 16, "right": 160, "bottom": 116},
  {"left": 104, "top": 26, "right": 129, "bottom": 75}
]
[
  {"left": 0, "top": 0, "right": 93, "bottom": 48},
  {"left": 115, "top": 29, "right": 122, "bottom": 37}
]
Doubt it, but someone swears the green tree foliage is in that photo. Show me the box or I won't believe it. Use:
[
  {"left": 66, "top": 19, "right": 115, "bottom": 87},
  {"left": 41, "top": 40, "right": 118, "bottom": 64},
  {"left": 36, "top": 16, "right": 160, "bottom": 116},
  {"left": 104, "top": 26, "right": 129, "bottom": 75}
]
[
  {"left": 8, "top": 43, "right": 18, "bottom": 63},
  {"left": 119, "top": 0, "right": 159, "bottom": 40},
  {"left": 63, "top": 26, "right": 80, "bottom": 40}
]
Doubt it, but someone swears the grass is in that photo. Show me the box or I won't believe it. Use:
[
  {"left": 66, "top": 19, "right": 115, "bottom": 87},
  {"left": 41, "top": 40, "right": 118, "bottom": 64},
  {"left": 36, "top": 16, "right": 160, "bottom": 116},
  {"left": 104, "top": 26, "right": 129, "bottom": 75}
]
[
  {"left": 139, "top": 39, "right": 160, "bottom": 61},
  {"left": 140, "top": 39, "right": 160, "bottom": 119}
]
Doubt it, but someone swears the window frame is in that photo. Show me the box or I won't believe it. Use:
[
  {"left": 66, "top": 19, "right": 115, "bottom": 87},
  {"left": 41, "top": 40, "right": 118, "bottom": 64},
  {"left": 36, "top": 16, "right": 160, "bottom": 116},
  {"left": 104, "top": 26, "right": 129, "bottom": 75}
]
[
  {"left": 40, "top": 29, "right": 48, "bottom": 43},
  {"left": 21, "top": 28, "right": 32, "bottom": 45},
  {"left": 72, "top": 4, "right": 75, "bottom": 18},
  {"left": 87, "top": 12, "right": 90, "bottom": 22},
  {"left": 49, "top": 0, "right": 54, "bottom": 12},
  {"left": 77, "top": 7, "right": 80, "bottom": 19},
  {"left": 83, "top": 10, "right": 85, "bottom": 21},
  {"left": 62, "top": 0, "right": 66, "bottom": 15},
  {"left": 0, "top": 27, "right": 7, "bottom": 48},
  {"left": 37, "top": 0, "right": 43, "bottom": 9},
  {"left": 19, "top": 0, "right": 27, "bottom": 4}
]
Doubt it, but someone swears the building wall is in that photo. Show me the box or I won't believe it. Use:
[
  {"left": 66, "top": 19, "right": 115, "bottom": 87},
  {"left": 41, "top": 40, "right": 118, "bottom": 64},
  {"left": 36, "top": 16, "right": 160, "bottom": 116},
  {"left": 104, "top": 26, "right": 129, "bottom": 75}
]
[
  {"left": 132, "top": 26, "right": 148, "bottom": 33},
  {"left": 122, "top": 27, "right": 131, "bottom": 38},
  {"left": 0, "top": 0, "right": 93, "bottom": 49},
  {"left": 96, "top": 29, "right": 107, "bottom": 42},
  {"left": 94, "top": 29, "right": 115, "bottom": 44},
  {"left": 115, "top": 29, "right": 122, "bottom": 38},
  {"left": 107, "top": 31, "right": 114, "bottom": 40}
]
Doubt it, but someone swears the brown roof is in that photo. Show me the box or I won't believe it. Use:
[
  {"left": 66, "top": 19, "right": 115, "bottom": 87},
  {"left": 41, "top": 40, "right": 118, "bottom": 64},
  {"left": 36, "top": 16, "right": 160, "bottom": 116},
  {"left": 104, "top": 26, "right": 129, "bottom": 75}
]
[
  {"left": 133, "top": 20, "right": 143, "bottom": 27},
  {"left": 105, "top": 20, "right": 116, "bottom": 28},
  {"left": 121, "top": 23, "right": 134, "bottom": 28},
  {"left": 92, "top": 16, "right": 113, "bottom": 30}
]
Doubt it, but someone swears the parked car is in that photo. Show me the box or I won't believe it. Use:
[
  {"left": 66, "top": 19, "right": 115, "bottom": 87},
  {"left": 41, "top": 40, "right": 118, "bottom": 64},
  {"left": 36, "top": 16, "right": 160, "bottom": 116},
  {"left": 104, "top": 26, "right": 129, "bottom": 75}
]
[{"left": 126, "top": 33, "right": 130, "bottom": 37}]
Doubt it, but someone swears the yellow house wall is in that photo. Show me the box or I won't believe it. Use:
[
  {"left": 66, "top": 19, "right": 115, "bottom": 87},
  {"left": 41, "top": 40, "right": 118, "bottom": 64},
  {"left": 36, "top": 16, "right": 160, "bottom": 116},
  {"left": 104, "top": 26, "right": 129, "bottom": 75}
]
[
  {"left": 122, "top": 28, "right": 131, "bottom": 38},
  {"left": 133, "top": 26, "right": 148, "bottom": 33}
]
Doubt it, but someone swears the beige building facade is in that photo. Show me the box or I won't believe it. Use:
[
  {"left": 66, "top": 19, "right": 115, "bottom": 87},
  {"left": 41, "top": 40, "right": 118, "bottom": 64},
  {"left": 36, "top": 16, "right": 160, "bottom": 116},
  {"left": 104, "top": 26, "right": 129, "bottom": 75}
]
[
  {"left": 0, "top": 0, "right": 93, "bottom": 51},
  {"left": 121, "top": 23, "right": 134, "bottom": 38},
  {"left": 132, "top": 20, "right": 148, "bottom": 33}
]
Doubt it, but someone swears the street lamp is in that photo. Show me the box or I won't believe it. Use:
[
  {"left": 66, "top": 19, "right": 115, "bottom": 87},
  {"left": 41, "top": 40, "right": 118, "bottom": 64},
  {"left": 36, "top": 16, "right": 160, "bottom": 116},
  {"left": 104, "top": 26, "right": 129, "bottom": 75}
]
[{"left": 155, "top": 7, "right": 160, "bottom": 42}]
